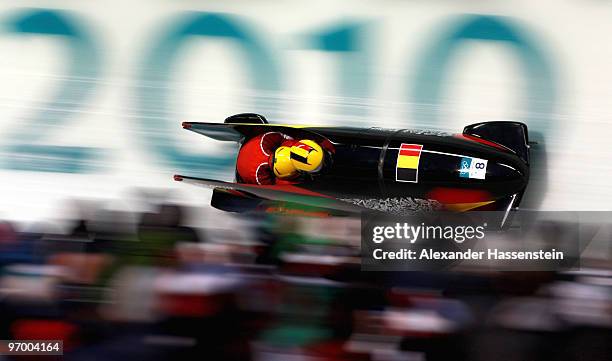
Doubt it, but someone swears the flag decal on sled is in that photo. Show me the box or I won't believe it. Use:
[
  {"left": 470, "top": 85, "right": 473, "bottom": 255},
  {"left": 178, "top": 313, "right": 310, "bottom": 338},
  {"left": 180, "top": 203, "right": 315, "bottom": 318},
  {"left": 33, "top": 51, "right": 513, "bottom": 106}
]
[{"left": 396, "top": 144, "right": 422, "bottom": 183}]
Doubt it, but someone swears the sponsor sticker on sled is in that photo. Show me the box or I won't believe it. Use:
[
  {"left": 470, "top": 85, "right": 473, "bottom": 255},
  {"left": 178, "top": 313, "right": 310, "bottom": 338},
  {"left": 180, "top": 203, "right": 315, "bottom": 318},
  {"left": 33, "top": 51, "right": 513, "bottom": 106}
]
[
  {"left": 396, "top": 144, "right": 422, "bottom": 183},
  {"left": 459, "top": 157, "right": 487, "bottom": 179}
]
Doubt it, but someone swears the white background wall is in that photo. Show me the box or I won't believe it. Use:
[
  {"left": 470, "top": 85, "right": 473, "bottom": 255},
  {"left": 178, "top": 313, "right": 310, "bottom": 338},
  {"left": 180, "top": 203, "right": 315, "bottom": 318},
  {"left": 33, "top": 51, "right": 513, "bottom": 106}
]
[{"left": 0, "top": 0, "right": 610, "bottom": 225}]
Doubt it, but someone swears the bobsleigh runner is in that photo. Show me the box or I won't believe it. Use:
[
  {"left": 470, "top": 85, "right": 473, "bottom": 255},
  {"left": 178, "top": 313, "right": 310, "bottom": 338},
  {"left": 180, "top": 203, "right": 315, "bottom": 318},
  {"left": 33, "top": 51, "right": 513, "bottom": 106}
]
[{"left": 174, "top": 113, "right": 530, "bottom": 225}]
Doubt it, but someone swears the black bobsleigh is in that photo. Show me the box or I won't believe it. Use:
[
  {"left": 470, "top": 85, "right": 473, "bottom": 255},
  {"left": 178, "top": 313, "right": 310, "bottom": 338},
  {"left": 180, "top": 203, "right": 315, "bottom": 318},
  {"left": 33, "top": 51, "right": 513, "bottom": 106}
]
[{"left": 174, "top": 113, "right": 530, "bottom": 223}]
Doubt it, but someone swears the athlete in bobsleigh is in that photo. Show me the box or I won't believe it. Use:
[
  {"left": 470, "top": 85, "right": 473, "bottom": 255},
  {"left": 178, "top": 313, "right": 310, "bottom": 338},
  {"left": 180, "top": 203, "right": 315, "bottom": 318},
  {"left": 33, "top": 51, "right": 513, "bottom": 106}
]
[{"left": 235, "top": 132, "right": 333, "bottom": 185}]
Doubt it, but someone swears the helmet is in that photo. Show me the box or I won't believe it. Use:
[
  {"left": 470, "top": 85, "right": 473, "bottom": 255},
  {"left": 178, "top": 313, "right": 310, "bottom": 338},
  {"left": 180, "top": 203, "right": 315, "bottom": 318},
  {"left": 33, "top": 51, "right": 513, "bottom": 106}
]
[
  {"left": 290, "top": 140, "right": 324, "bottom": 172},
  {"left": 272, "top": 146, "right": 298, "bottom": 179}
]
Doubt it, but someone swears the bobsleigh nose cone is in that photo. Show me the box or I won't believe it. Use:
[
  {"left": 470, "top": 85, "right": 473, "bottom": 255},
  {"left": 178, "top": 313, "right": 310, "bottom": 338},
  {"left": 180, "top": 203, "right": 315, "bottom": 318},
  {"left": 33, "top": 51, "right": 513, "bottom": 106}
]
[{"left": 488, "top": 160, "right": 528, "bottom": 183}]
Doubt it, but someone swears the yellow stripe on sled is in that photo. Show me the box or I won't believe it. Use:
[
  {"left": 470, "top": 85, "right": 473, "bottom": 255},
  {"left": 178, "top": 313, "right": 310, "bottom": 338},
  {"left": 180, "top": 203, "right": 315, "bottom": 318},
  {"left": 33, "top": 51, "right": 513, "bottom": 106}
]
[
  {"left": 445, "top": 200, "right": 495, "bottom": 212},
  {"left": 397, "top": 155, "right": 419, "bottom": 169}
]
